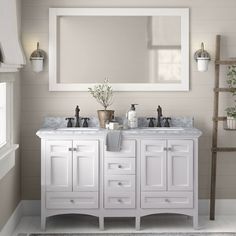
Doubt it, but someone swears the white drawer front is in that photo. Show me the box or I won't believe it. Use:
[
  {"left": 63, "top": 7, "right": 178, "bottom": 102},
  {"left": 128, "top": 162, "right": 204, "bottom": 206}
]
[
  {"left": 105, "top": 140, "right": 136, "bottom": 158},
  {"left": 104, "top": 192, "right": 135, "bottom": 209},
  {"left": 141, "top": 192, "right": 193, "bottom": 209},
  {"left": 46, "top": 192, "right": 98, "bottom": 209},
  {"left": 105, "top": 158, "right": 135, "bottom": 175},
  {"left": 105, "top": 175, "right": 135, "bottom": 192}
]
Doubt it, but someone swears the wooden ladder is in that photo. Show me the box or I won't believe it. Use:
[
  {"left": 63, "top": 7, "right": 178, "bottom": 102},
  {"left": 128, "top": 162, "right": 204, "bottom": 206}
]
[{"left": 210, "top": 35, "right": 236, "bottom": 220}]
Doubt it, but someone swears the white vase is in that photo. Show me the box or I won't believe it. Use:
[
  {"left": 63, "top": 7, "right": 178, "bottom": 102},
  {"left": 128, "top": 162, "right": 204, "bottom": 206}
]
[{"left": 227, "top": 116, "right": 236, "bottom": 129}]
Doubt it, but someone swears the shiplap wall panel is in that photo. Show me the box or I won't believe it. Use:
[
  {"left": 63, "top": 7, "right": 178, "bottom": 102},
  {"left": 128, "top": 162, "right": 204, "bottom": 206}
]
[{"left": 21, "top": 0, "right": 236, "bottom": 199}]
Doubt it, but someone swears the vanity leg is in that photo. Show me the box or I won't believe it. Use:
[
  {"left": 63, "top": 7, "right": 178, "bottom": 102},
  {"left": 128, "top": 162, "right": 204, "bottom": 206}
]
[
  {"left": 41, "top": 216, "right": 46, "bottom": 231},
  {"left": 135, "top": 216, "right": 141, "bottom": 231},
  {"left": 193, "top": 215, "right": 199, "bottom": 230},
  {"left": 99, "top": 216, "right": 104, "bottom": 230}
]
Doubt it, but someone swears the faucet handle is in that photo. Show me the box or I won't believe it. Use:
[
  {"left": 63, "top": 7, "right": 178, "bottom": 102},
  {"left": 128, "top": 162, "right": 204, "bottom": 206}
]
[
  {"left": 65, "top": 117, "right": 74, "bottom": 127},
  {"left": 147, "top": 117, "right": 156, "bottom": 127},
  {"left": 81, "top": 117, "right": 90, "bottom": 127},
  {"left": 162, "top": 117, "right": 171, "bottom": 127}
]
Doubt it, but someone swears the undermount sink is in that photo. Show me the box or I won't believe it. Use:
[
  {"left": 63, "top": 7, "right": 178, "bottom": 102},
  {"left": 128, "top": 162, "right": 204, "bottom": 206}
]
[
  {"left": 139, "top": 127, "right": 184, "bottom": 131},
  {"left": 56, "top": 127, "right": 99, "bottom": 131}
]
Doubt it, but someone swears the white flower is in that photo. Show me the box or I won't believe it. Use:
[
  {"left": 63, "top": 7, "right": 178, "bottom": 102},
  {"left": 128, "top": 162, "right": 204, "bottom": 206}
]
[{"left": 88, "top": 78, "right": 113, "bottom": 110}]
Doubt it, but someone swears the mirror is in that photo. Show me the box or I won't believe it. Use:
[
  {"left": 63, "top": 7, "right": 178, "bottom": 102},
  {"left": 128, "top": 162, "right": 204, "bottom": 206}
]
[{"left": 49, "top": 8, "right": 189, "bottom": 91}]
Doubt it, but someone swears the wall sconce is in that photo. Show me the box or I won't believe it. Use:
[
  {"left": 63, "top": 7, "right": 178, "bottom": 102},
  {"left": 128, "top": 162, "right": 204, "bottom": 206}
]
[
  {"left": 30, "top": 42, "right": 45, "bottom": 73},
  {"left": 194, "top": 42, "right": 211, "bottom": 72}
]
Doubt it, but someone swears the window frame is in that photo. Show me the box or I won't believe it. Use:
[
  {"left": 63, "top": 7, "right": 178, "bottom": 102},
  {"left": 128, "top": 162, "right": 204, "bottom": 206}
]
[
  {"left": 0, "top": 82, "right": 11, "bottom": 151},
  {"left": 0, "top": 82, "right": 6, "bottom": 148},
  {"left": 0, "top": 76, "right": 19, "bottom": 180}
]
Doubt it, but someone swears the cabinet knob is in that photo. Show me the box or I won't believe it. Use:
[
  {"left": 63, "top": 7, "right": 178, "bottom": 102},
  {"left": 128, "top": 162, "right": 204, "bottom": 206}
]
[
  {"left": 118, "top": 182, "right": 122, "bottom": 186},
  {"left": 70, "top": 199, "right": 75, "bottom": 203},
  {"left": 73, "top": 147, "right": 78, "bottom": 152},
  {"left": 118, "top": 198, "right": 123, "bottom": 203},
  {"left": 168, "top": 147, "right": 172, "bottom": 151},
  {"left": 68, "top": 147, "right": 73, "bottom": 151},
  {"left": 163, "top": 147, "right": 167, "bottom": 151},
  {"left": 165, "top": 198, "right": 170, "bottom": 203},
  {"left": 118, "top": 165, "right": 122, "bottom": 169}
]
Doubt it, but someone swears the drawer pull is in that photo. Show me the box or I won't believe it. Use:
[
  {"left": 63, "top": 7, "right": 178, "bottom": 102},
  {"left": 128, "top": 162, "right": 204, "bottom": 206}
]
[
  {"left": 69, "top": 148, "right": 78, "bottom": 152},
  {"left": 118, "top": 182, "right": 122, "bottom": 186}
]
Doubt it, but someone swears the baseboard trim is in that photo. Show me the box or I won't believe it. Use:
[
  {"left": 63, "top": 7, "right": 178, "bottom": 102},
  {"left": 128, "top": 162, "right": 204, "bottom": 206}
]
[
  {"left": 1, "top": 199, "right": 236, "bottom": 236},
  {"left": 0, "top": 201, "right": 23, "bottom": 236}
]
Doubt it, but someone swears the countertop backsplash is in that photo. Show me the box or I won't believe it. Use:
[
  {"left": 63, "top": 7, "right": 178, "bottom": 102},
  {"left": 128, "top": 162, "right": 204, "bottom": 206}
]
[{"left": 42, "top": 116, "right": 194, "bottom": 129}]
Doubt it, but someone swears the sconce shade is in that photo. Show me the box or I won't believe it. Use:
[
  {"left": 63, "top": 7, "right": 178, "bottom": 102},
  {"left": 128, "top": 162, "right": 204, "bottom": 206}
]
[
  {"left": 31, "top": 58, "right": 43, "bottom": 73},
  {"left": 197, "top": 58, "right": 210, "bottom": 72},
  {"left": 30, "top": 42, "right": 45, "bottom": 72},
  {"left": 194, "top": 42, "right": 211, "bottom": 72}
]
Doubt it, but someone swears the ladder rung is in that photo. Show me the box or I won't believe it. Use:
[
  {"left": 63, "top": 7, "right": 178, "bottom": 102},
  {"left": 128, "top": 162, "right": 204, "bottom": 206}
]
[
  {"left": 212, "top": 116, "right": 226, "bottom": 121},
  {"left": 214, "top": 88, "right": 236, "bottom": 92},
  {"left": 215, "top": 60, "right": 236, "bottom": 65},
  {"left": 212, "top": 147, "right": 236, "bottom": 152}
]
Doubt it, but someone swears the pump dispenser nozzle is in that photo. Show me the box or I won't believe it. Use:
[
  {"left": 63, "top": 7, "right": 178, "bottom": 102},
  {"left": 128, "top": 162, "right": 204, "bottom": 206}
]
[{"left": 131, "top": 104, "right": 138, "bottom": 111}]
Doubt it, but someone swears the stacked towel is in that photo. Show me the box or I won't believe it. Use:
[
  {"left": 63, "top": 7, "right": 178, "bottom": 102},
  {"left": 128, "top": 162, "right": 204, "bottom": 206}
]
[{"left": 106, "top": 130, "right": 122, "bottom": 152}]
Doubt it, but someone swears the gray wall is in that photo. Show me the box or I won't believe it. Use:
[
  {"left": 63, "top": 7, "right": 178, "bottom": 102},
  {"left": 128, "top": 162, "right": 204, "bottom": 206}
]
[
  {"left": 21, "top": 0, "right": 236, "bottom": 200},
  {"left": 0, "top": 73, "right": 21, "bottom": 229}
]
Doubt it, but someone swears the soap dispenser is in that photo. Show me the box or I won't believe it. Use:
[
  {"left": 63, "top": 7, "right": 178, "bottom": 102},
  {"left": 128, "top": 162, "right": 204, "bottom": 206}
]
[{"left": 127, "top": 104, "right": 138, "bottom": 129}]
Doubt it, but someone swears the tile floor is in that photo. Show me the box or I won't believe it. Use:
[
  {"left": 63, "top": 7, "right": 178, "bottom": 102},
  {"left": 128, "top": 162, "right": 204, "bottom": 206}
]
[{"left": 12, "top": 214, "right": 236, "bottom": 235}]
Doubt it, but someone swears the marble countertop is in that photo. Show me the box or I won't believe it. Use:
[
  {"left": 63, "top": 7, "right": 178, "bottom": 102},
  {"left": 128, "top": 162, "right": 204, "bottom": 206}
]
[
  {"left": 36, "top": 127, "right": 202, "bottom": 138},
  {"left": 36, "top": 116, "right": 202, "bottom": 139}
]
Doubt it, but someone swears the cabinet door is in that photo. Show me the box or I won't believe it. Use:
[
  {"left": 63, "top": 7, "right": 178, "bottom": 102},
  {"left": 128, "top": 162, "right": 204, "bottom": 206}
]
[
  {"left": 73, "top": 140, "right": 99, "bottom": 191},
  {"left": 45, "top": 140, "right": 72, "bottom": 192},
  {"left": 167, "top": 140, "right": 193, "bottom": 191},
  {"left": 141, "top": 140, "right": 167, "bottom": 191}
]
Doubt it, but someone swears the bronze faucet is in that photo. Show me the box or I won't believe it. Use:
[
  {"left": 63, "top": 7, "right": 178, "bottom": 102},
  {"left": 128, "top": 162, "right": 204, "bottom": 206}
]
[
  {"left": 157, "top": 105, "right": 162, "bottom": 127},
  {"left": 75, "top": 105, "right": 80, "bottom": 127}
]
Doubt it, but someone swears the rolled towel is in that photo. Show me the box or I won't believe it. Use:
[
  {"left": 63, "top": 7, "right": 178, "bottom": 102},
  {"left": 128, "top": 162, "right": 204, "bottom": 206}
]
[{"left": 106, "top": 130, "right": 122, "bottom": 152}]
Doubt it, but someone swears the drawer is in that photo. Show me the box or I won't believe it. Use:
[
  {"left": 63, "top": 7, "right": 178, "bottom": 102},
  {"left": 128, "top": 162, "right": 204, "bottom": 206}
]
[
  {"left": 105, "top": 175, "right": 135, "bottom": 192},
  {"left": 141, "top": 192, "right": 193, "bottom": 209},
  {"left": 46, "top": 192, "right": 98, "bottom": 209},
  {"left": 104, "top": 192, "right": 135, "bottom": 209},
  {"left": 105, "top": 140, "right": 136, "bottom": 158},
  {"left": 104, "top": 158, "right": 135, "bottom": 175}
]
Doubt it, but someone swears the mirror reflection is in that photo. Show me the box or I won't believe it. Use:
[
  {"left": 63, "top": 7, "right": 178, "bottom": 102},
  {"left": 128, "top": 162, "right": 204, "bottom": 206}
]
[{"left": 58, "top": 16, "right": 181, "bottom": 84}]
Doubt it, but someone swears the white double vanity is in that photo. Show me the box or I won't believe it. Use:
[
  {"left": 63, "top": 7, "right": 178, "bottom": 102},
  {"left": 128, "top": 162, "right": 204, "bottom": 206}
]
[
  {"left": 37, "top": 122, "right": 201, "bottom": 230},
  {"left": 34, "top": 5, "right": 198, "bottom": 231}
]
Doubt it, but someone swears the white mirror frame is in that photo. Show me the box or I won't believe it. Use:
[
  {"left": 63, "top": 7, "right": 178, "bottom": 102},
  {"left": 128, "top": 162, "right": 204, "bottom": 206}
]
[{"left": 49, "top": 8, "right": 189, "bottom": 91}]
